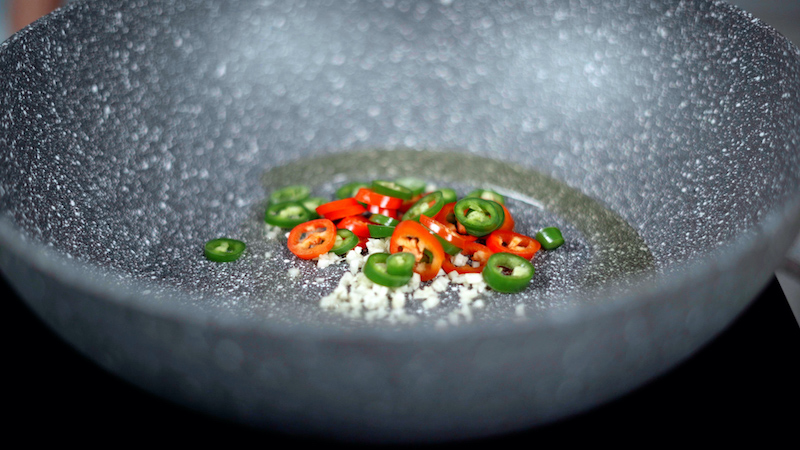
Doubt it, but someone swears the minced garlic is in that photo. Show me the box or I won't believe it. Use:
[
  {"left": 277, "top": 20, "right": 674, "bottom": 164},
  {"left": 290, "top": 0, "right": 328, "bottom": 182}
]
[{"left": 313, "top": 236, "right": 490, "bottom": 326}]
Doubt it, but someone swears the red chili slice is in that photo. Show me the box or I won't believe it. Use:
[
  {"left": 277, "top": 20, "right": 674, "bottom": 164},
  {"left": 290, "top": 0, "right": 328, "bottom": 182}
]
[
  {"left": 433, "top": 201, "right": 455, "bottom": 224},
  {"left": 434, "top": 202, "right": 478, "bottom": 243},
  {"left": 366, "top": 204, "right": 399, "bottom": 220},
  {"left": 354, "top": 188, "right": 404, "bottom": 210},
  {"left": 287, "top": 219, "right": 337, "bottom": 260},
  {"left": 324, "top": 205, "right": 368, "bottom": 221},
  {"left": 486, "top": 230, "right": 541, "bottom": 260},
  {"left": 498, "top": 203, "right": 515, "bottom": 232},
  {"left": 442, "top": 241, "right": 494, "bottom": 274},
  {"left": 337, "top": 214, "right": 372, "bottom": 239},
  {"left": 316, "top": 198, "right": 367, "bottom": 221},
  {"left": 397, "top": 193, "right": 423, "bottom": 214},
  {"left": 316, "top": 198, "right": 360, "bottom": 215},
  {"left": 389, "top": 220, "right": 445, "bottom": 281},
  {"left": 419, "top": 214, "right": 471, "bottom": 250}
]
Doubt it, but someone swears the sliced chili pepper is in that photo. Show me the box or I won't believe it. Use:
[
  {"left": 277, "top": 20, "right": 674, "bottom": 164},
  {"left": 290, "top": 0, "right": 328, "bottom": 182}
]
[
  {"left": 453, "top": 198, "right": 505, "bottom": 237},
  {"left": 457, "top": 220, "right": 469, "bottom": 236},
  {"left": 204, "top": 238, "right": 246, "bottom": 262},
  {"left": 436, "top": 187, "right": 458, "bottom": 204},
  {"left": 336, "top": 181, "right": 370, "bottom": 199},
  {"left": 371, "top": 180, "right": 413, "bottom": 200},
  {"left": 433, "top": 234, "right": 462, "bottom": 256},
  {"left": 366, "top": 204, "right": 398, "bottom": 220},
  {"left": 465, "top": 188, "right": 505, "bottom": 205},
  {"left": 535, "top": 226, "right": 565, "bottom": 250},
  {"left": 363, "top": 253, "right": 413, "bottom": 287},
  {"left": 451, "top": 226, "right": 479, "bottom": 243},
  {"left": 433, "top": 202, "right": 479, "bottom": 244},
  {"left": 401, "top": 191, "right": 444, "bottom": 222},
  {"left": 420, "top": 214, "right": 472, "bottom": 250},
  {"left": 331, "top": 228, "right": 359, "bottom": 255},
  {"left": 486, "top": 230, "right": 541, "bottom": 260},
  {"left": 324, "top": 205, "right": 367, "bottom": 221},
  {"left": 398, "top": 192, "right": 423, "bottom": 214},
  {"left": 368, "top": 224, "right": 396, "bottom": 238},
  {"left": 337, "top": 214, "right": 372, "bottom": 238},
  {"left": 433, "top": 201, "right": 456, "bottom": 224},
  {"left": 393, "top": 177, "right": 427, "bottom": 196},
  {"left": 316, "top": 198, "right": 360, "bottom": 215},
  {"left": 265, "top": 201, "right": 314, "bottom": 229},
  {"left": 482, "top": 252, "right": 534, "bottom": 293},
  {"left": 355, "top": 187, "right": 404, "bottom": 209},
  {"left": 442, "top": 241, "right": 493, "bottom": 274},
  {"left": 287, "top": 219, "right": 337, "bottom": 260},
  {"left": 370, "top": 213, "right": 400, "bottom": 227},
  {"left": 389, "top": 220, "right": 445, "bottom": 281},
  {"left": 385, "top": 252, "right": 416, "bottom": 276},
  {"left": 498, "top": 203, "right": 515, "bottom": 232},
  {"left": 300, "top": 197, "right": 326, "bottom": 219},
  {"left": 269, "top": 185, "right": 310, "bottom": 205},
  {"left": 316, "top": 198, "right": 367, "bottom": 221}
]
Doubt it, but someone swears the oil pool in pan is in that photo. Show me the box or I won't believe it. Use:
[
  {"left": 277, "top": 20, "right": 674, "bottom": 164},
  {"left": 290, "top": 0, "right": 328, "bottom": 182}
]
[{"left": 174, "top": 149, "right": 656, "bottom": 329}]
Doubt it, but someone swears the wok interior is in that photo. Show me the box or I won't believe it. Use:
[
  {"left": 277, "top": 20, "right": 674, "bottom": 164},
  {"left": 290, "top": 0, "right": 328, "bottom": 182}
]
[{"left": 2, "top": 0, "right": 799, "bottom": 329}]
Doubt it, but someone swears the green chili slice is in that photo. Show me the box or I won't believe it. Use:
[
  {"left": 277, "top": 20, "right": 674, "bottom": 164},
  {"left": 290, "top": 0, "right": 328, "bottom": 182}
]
[
  {"left": 453, "top": 198, "right": 505, "bottom": 237},
  {"left": 436, "top": 187, "right": 458, "bottom": 204},
  {"left": 301, "top": 197, "right": 326, "bottom": 218},
  {"left": 265, "top": 201, "right": 313, "bottom": 229},
  {"left": 331, "top": 229, "right": 359, "bottom": 255},
  {"left": 204, "top": 238, "right": 246, "bottom": 262},
  {"left": 368, "top": 224, "right": 396, "bottom": 238},
  {"left": 393, "top": 177, "right": 427, "bottom": 196},
  {"left": 535, "top": 227, "right": 564, "bottom": 250},
  {"left": 386, "top": 252, "right": 415, "bottom": 276},
  {"left": 370, "top": 213, "right": 400, "bottom": 227},
  {"left": 402, "top": 191, "right": 444, "bottom": 222},
  {"left": 434, "top": 234, "right": 462, "bottom": 255},
  {"left": 363, "top": 253, "right": 413, "bottom": 287},
  {"left": 482, "top": 252, "right": 534, "bottom": 293},
  {"left": 465, "top": 188, "right": 505, "bottom": 205},
  {"left": 336, "top": 181, "right": 370, "bottom": 199},
  {"left": 372, "top": 180, "right": 413, "bottom": 200},
  {"left": 269, "top": 185, "right": 310, "bottom": 205}
]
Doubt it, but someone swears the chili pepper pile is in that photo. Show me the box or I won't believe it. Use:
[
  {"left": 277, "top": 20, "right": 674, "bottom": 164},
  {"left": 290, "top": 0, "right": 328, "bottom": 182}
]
[{"left": 254, "top": 178, "right": 565, "bottom": 294}]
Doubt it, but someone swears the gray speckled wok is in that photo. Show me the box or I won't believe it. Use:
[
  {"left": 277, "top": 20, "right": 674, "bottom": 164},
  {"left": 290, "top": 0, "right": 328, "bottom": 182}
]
[{"left": 1, "top": 0, "right": 800, "bottom": 443}]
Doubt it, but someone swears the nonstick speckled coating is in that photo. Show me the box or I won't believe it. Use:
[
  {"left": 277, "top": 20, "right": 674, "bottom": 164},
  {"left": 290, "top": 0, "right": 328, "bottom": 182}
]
[{"left": 1, "top": 0, "right": 800, "bottom": 443}]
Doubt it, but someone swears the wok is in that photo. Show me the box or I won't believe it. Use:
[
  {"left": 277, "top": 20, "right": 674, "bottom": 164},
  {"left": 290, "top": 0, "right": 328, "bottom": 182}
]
[{"left": 1, "top": 0, "right": 799, "bottom": 443}]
